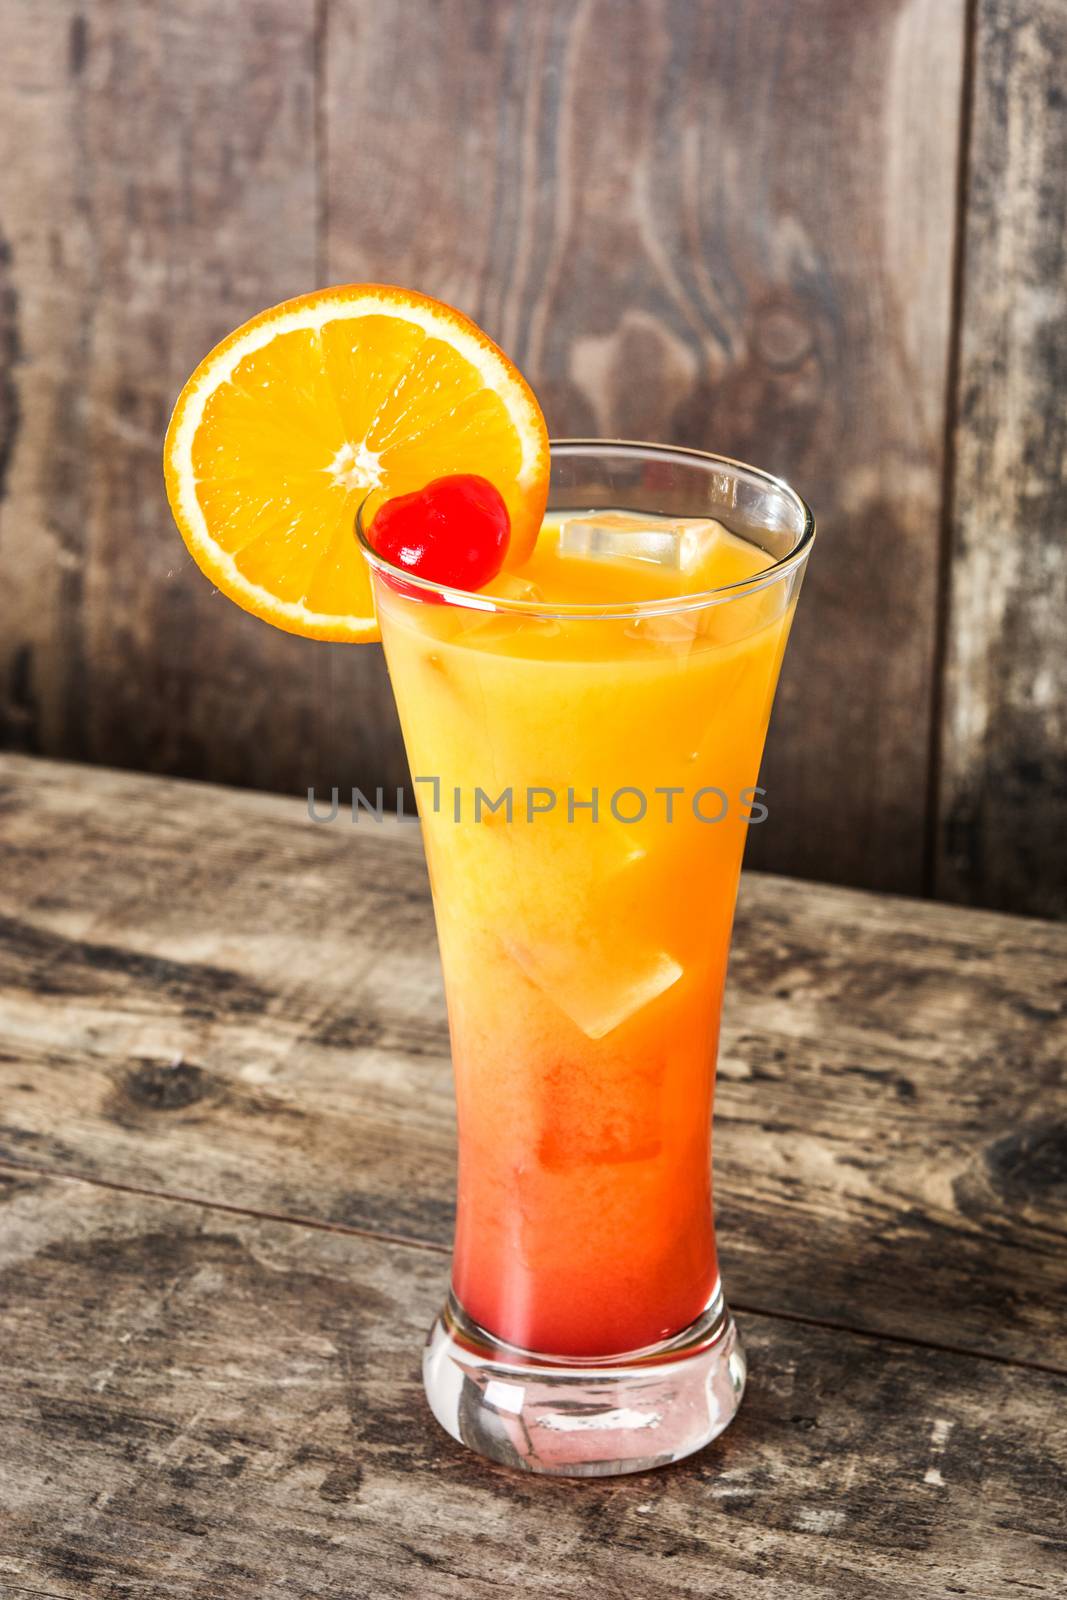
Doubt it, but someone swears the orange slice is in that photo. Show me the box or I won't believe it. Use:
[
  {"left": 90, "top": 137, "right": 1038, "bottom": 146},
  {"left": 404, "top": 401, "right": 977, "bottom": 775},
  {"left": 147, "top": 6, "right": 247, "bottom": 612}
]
[{"left": 164, "top": 284, "right": 550, "bottom": 641}]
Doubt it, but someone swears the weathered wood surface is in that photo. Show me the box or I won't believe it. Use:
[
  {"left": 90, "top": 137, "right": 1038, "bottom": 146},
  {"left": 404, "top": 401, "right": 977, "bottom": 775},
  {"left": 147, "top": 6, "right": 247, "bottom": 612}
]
[
  {"left": 1, "top": 753, "right": 1066, "bottom": 1594},
  {"left": 3, "top": 1172, "right": 1067, "bottom": 1600},
  {"left": 325, "top": 0, "right": 965, "bottom": 899},
  {"left": 0, "top": 0, "right": 357, "bottom": 800},
  {"left": 937, "top": 0, "right": 1067, "bottom": 918},
  {"left": 1, "top": 752, "right": 1065, "bottom": 1381},
  {"left": 0, "top": 0, "right": 973, "bottom": 904}
]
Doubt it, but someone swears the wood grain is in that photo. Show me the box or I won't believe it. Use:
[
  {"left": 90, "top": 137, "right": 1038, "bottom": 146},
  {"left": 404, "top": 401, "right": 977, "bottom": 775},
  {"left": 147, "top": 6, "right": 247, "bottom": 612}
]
[
  {"left": 0, "top": 0, "right": 336, "bottom": 796},
  {"left": 936, "top": 0, "right": 1067, "bottom": 917},
  {"left": 4, "top": 0, "right": 1055, "bottom": 921},
  {"left": 1, "top": 754, "right": 1064, "bottom": 1372},
  {"left": 2, "top": 1169, "right": 1066, "bottom": 1600},
  {"left": 1, "top": 0, "right": 1063, "bottom": 919},
  {"left": 325, "top": 0, "right": 966, "bottom": 895}
]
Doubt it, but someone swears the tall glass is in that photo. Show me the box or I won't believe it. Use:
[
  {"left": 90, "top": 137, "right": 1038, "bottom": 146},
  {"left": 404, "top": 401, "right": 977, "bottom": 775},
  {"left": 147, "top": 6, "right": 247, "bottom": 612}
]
[{"left": 359, "top": 443, "right": 813, "bottom": 1476}]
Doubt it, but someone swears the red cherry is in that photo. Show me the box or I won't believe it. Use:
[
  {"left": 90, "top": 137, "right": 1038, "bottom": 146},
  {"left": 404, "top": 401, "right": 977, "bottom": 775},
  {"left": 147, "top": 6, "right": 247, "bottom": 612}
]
[{"left": 368, "top": 474, "right": 511, "bottom": 594}]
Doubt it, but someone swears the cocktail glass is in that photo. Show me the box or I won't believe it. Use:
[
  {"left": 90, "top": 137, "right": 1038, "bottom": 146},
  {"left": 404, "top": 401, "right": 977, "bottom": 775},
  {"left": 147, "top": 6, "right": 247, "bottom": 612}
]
[{"left": 357, "top": 442, "right": 814, "bottom": 1476}]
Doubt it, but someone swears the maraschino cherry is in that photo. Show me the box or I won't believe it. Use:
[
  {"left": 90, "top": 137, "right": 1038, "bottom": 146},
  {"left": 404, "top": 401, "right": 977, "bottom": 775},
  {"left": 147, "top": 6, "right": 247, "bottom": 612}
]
[{"left": 368, "top": 474, "right": 511, "bottom": 592}]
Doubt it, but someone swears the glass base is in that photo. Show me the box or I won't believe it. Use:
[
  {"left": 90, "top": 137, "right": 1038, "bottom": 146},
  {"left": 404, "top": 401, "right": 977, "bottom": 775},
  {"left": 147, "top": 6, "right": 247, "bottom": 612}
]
[{"left": 422, "top": 1283, "right": 746, "bottom": 1477}]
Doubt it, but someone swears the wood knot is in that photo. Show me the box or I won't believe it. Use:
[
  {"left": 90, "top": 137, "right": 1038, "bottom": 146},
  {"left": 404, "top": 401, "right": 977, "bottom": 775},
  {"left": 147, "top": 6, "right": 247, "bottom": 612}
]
[
  {"left": 984, "top": 1119, "right": 1067, "bottom": 1205},
  {"left": 123, "top": 1057, "right": 211, "bottom": 1111},
  {"left": 753, "top": 304, "right": 816, "bottom": 372}
]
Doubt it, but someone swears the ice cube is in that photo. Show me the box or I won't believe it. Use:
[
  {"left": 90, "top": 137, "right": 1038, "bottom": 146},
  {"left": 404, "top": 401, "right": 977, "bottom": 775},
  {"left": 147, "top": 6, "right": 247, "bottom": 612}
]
[
  {"left": 459, "top": 572, "right": 560, "bottom": 644},
  {"left": 625, "top": 609, "right": 702, "bottom": 648},
  {"left": 504, "top": 936, "right": 683, "bottom": 1040},
  {"left": 485, "top": 572, "right": 546, "bottom": 604},
  {"left": 535, "top": 1056, "right": 665, "bottom": 1169},
  {"left": 471, "top": 813, "right": 645, "bottom": 928},
  {"left": 559, "top": 512, "right": 726, "bottom": 573}
]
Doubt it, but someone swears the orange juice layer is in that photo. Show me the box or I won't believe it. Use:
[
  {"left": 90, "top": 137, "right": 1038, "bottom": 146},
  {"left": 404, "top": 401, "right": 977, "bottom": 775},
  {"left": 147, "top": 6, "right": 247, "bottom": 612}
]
[{"left": 376, "top": 514, "right": 792, "bottom": 1356}]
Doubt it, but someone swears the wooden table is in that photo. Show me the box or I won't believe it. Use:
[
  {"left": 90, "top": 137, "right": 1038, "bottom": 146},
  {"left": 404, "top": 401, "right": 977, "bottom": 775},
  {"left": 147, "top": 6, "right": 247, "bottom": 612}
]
[{"left": 1, "top": 754, "right": 1064, "bottom": 1599}]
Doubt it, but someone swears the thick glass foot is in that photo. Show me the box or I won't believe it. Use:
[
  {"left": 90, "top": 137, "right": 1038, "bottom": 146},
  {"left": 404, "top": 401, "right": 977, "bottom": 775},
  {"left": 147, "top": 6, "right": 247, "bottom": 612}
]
[{"left": 423, "top": 1284, "right": 746, "bottom": 1477}]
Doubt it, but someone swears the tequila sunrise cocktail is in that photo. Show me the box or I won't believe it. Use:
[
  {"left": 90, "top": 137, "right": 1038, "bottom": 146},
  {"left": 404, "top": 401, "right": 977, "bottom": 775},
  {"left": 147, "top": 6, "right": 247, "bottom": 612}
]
[
  {"left": 165, "top": 289, "right": 813, "bottom": 1476},
  {"left": 362, "top": 445, "right": 812, "bottom": 1472}
]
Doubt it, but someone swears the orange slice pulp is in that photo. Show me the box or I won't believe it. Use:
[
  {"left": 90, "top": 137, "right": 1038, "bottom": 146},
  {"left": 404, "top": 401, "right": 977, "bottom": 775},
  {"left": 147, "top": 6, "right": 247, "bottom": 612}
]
[{"left": 164, "top": 284, "right": 550, "bottom": 641}]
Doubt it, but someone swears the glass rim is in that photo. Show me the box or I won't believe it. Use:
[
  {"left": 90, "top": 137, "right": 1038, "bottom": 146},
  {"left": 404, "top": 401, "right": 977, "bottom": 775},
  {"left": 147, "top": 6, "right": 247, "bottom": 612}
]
[{"left": 355, "top": 438, "right": 815, "bottom": 621}]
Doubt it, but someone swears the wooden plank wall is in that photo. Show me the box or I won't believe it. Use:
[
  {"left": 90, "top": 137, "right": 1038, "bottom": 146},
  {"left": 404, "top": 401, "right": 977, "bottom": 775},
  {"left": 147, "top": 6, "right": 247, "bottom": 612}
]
[
  {"left": 936, "top": 0, "right": 1067, "bottom": 919},
  {"left": 0, "top": 0, "right": 1061, "bottom": 918}
]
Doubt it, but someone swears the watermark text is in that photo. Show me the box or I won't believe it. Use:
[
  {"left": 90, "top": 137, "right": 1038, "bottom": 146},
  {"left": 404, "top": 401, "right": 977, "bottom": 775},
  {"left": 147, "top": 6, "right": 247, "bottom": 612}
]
[{"left": 307, "top": 782, "right": 768, "bottom": 826}]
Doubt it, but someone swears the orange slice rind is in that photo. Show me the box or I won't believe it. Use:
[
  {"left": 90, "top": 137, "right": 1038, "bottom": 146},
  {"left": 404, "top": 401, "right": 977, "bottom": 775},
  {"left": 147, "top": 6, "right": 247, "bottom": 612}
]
[{"left": 164, "top": 284, "right": 550, "bottom": 642}]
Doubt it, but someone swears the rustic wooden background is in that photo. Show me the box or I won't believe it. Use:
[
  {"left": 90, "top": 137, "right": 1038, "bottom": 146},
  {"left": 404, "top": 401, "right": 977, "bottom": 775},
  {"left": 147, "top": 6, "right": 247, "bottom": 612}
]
[{"left": 0, "top": 0, "right": 1062, "bottom": 917}]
